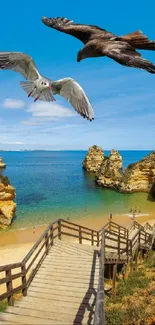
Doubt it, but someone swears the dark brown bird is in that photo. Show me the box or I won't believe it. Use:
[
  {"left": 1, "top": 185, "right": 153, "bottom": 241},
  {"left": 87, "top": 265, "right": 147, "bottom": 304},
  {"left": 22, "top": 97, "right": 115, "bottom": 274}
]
[{"left": 42, "top": 17, "right": 155, "bottom": 74}]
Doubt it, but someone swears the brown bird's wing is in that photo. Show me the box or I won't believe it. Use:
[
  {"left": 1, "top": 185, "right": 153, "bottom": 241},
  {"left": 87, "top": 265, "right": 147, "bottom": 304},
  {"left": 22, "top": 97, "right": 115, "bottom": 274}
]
[
  {"left": 103, "top": 42, "right": 155, "bottom": 73},
  {"left": 42, "top": 17, "right": 115, "bottom": 44},
  {"left": 121, "top": 30, "right": 155, "bottom": 51}
]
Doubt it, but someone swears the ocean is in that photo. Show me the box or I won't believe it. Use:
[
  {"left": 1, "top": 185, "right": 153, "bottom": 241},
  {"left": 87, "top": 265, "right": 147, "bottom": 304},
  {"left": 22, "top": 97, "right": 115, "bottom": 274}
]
[{"left": 1, "top": 150, "right": 154, "bottom": 231}]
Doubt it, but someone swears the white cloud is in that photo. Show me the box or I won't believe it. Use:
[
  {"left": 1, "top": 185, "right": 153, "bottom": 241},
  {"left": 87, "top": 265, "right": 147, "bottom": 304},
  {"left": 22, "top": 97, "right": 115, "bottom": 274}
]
[
  {"left": 22, "top": 101, "right": 76, "bottom": 125},
  {"left": 27, "top": 101, "right": 75, "bottom": 118},
  {"left": 0, "top": 141, "right": 24, "bottom": 145},
  {"left": 3, "top": 98, "right": 26, "bottom": 109}
]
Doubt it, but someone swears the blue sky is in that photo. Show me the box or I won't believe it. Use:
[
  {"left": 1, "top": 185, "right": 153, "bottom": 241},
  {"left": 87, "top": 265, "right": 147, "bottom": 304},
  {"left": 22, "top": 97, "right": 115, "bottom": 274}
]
[{"left": 0, "top": 0, "right": 155, "bottom": 150}]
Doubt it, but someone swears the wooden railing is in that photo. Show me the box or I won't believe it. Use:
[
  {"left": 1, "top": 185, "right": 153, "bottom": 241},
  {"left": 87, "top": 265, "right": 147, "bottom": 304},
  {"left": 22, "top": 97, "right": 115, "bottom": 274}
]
[
  {"left": 0, "top": 218, "right": 154, "bottom": 308},
  {"left": 94, "top": 230, "right": 105, "bottom": 325},
  {"left": 0, "top": 218, "right": 98, "bottom": 306}
]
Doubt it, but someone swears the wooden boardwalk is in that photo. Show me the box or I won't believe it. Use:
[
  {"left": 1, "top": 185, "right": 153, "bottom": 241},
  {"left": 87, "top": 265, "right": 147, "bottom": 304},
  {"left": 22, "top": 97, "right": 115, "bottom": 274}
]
[{"left": 0, "top": 219, "right": 155, "bottom": 324}]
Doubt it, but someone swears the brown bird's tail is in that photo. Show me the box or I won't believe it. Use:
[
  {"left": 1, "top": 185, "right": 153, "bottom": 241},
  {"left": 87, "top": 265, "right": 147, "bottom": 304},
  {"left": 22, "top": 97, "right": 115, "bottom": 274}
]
[{"left": 122, "top": 30, "right": 155, "bottom": 51}]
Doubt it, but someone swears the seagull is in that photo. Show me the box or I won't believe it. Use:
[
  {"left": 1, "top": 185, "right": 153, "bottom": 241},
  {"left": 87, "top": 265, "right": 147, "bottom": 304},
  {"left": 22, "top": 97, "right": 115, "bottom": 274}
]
[
  {"left": 42, "top": 17, "right": 155, "bottom": 74},
  {"left": 0, "top": 52, "right": 94, "bottom": 121}
]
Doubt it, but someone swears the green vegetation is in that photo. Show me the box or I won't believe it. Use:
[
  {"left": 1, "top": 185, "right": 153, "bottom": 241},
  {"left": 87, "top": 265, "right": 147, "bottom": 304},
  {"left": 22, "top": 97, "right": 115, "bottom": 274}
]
[
  {"left": 0, "top": 301, "right": 7, "bottom": 313},
  {"left": 0, "top": 175, "right": 10, "bottom": 186},
  {"left": 105, "top": 252, "right": 155, "bottom": 325}
]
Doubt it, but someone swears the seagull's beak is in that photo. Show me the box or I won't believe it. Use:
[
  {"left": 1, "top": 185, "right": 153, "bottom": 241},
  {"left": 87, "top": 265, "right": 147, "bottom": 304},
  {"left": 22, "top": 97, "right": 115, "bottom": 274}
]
[{"left": 48, "top": 85, "right": 52, "bottom": 90}]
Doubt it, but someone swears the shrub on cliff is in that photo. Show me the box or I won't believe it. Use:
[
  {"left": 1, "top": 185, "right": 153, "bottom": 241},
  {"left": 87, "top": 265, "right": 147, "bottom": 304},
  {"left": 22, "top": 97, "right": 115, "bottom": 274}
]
[{"left": 0, "top": 176, "right": 10, "bottom": 186}]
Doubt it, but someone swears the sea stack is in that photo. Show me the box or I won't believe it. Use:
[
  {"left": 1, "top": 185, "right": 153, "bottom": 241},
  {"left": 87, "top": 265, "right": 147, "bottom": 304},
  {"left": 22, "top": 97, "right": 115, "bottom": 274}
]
[
  {"left": 82, "top": 145, "right": 104, "bottom": 172},
  {"left": 96, "top": 149, "right": 123, "bottom": 189},
  {"left": 0, "top": 157, "right": 6, "bottom": 169},
  {"left": 83, "top": 146, "right": 155, "bottom": 196},
  {"left": 119, "top": 151, "right": 155, "bottom": 193},
  {"left": 0, "top": 176, "right": 16, "bottom": 229}
]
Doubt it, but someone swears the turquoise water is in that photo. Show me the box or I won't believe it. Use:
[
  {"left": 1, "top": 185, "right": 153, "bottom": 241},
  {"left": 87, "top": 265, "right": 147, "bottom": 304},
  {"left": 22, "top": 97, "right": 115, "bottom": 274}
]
[{"left": 1, "top": 150, "right": 154, "bottom": 230}]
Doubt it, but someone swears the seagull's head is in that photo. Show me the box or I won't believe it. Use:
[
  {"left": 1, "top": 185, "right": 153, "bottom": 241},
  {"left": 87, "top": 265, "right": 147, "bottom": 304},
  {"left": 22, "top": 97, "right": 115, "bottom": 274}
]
[{"left": 40, "top": 79, "right": 52, "bottom": 91}]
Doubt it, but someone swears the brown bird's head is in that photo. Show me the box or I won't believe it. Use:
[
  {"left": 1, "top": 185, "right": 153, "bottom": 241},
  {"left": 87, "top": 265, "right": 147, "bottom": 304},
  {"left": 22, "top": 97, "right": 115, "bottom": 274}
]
[
  {"left": 77, "top": 49, "right": 86, "bottom": 62},
  {"left": 77, "top": 43, "right": 101, "bottom": 62}
]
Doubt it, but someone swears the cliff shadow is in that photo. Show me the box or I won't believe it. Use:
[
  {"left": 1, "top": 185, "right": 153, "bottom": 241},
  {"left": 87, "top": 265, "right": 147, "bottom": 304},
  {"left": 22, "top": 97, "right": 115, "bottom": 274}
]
[{"left": 147, "top": 193, "right": 155, "bottom": 202}]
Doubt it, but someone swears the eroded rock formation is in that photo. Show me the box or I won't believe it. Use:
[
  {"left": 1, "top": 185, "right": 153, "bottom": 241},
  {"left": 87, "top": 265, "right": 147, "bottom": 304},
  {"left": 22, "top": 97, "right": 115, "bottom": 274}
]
[
  {"left": 0, "top": 176, "right": 16, "bottom": 229},
  {"left": 96, "top": 150, "right": 123, "bottom": 189},
  {"left": 0, "top": 157, "right": 6, "bottom": 169},
  {"left": 119, "top": 151, "right": 155, "bottom": 193},
  {"left": 83, "top": 147, "right": 155, "bottom": 195},
  {"left": 83, "top": 145, "right": 104, "bottom": 172}
]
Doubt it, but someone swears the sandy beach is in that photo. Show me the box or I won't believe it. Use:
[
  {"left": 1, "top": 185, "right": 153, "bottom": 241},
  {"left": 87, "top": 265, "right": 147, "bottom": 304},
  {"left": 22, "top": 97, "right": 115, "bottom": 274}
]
[{"left": 0, "top": 213, "right": 154, "bottom": 267}]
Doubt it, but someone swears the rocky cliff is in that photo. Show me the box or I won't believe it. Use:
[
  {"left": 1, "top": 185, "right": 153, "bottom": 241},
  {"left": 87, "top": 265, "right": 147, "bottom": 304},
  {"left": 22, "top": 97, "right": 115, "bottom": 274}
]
[
  {"left": 96, "top": 150, "right": 123, "bottom": 189},
  {"left": 82, "top": 145, "right": 104, "bottom": 172},
  {"left": 83, "top": 147, "right": 155, "bottom": 195},
  {"left": 150, "top": 182, "right": 155, "bottom": 198},
  {"left": 0, "top": 176, "right": 16, "bottom": 229},
  {"left": 119, "top": 151, "right": 155, "bottom": 193}
]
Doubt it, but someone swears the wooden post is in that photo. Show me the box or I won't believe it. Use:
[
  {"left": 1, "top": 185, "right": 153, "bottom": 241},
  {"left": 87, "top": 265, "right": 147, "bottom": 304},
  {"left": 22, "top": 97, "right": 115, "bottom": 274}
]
[
  {"left": 126, "top": 232, "right": 129, "bottom": 263},
  {"left": 138, "top": 231, "right": 141, "bottom": 245},
  {"left": 50, "top": 225, "right": 53, "bottom": 247},
  {"left": 91, "top": 230, "right": 94, "bottom": 246},
  {"left": 21, "top": 264, "right": 27, "bottom": 297},
  {"left": 45, "top": 233, "right": 49, "bottom": 255},
  {"left": 139, "top": 250, "right": 143, "bottom": 264},
  {"left": 58, "top": 220, "right": 61, "bottom": 240},
  {"left": 6, "top": 269, "right": 13, "bottom": 306},
  {"left": 94, "top": 230, "right": 105, "bottom": 325},
  {"left": 109, "top": 221, "right": 111, "bottom": 232},
  {"left": 112, "top": 264, "right": 117, "bottom": 295},
  {"left": 118, "top": 227, "right": 120, "bottom": 260},
  {"left": 135, "top": 250, "right": 138, "bottom": 271},
  {"left": 79, "top": 226, "right": 82, "bottom": 244},
  {"left": 108, "top": 264, "right": 112, "bottom": 279},
  {"left": 97, "top": 232, "right": 99, "bottom": 247},
  {"left": 130, "top": 259, "right": 133, "bottom": 272},
  {"left": 130, "top": 240, "right": 132, "bottom": 258},
  {"left": 122, "top": 263, "right": 128, "bottom": 280}
]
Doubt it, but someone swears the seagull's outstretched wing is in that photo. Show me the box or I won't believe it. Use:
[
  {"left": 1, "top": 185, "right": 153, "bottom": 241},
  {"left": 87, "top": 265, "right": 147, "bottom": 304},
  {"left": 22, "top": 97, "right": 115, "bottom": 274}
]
[
  {"left": 52, "top": 78, "right": 94, "bottom": 121},
  {"left": 103, "top": 42, "right": 155, "bottom": 73},
  {"left": 42, "top": 17, "right": 114, "bottom": 44},
  {"left": 0, "top": 52, "right": 40, "bottom": 80}
]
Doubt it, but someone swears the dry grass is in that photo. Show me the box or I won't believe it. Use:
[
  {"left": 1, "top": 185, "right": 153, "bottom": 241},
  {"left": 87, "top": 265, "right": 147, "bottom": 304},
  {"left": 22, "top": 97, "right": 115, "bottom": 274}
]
[{"left": 105, "top": 251, "right": 155, "bottom": 325}]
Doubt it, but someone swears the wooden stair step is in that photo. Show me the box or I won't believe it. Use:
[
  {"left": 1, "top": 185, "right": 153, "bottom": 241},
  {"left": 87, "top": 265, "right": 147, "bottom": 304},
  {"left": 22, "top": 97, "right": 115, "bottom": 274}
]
[
  {"left": 37, "top": 266, "right": 98, "bottom": 275},
  {"left": 27, "top": 289, "right": 95, "bottom": 304},
  {"left": 0, "top": 322, "right": 19, "bottom": 325},
  {"left": 41, "top": 262, "right": 99, "bottom": 269},
  {"left": 5, "top": 306, "right": 94, "bottom": 323},
  {"left": 46, "top": 254, "right": 97, "bottom": 260},
  {"left": 55, "top": 242, "right": 98, "bottom": 252},
  {"left": 38, "top": 265, "right": 99, "bottom": 274},
  {"left": 30, "top": 279, "right": 98, "bottom": 291},
  {"left": 50, "top": 245, "right": 95, "bottom": 254},
  {"left": 54, "top": 241, "right": 98, "bottom": 252},
  {"left": 36, "top": 271, "right": 99, "bottom": 283},
  {"left": 45, "top": 258, "right": 98, "bottom": 264},
  {"left": 15, "top": 295, "right": 95, "bottom": 312},
  {"left": 29, "top": 284, "right": 97, "bottom": 297},
  {"left": 31, "top": 275, "right": 98, "bottom": 287},
  {"left": 0, "top": 312, "right": 63, "bottom": 324},
  {"left": 48, "top": 248, "right": 94, "bottom": 257}
]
